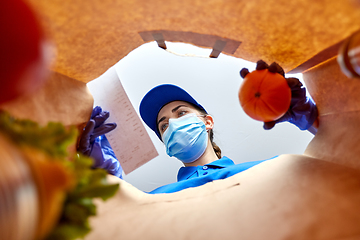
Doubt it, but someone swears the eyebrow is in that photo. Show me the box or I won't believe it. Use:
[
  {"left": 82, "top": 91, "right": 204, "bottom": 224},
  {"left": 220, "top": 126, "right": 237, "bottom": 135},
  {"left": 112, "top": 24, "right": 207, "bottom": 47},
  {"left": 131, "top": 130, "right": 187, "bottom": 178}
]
[{"left": 157, "top": 105, "right": 188, "bottom": 126}]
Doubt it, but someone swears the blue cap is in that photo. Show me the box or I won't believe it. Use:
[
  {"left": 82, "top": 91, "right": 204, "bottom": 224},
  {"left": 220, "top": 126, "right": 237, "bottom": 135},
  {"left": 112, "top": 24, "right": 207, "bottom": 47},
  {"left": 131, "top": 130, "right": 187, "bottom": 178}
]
[{"left": 139, "top": 84, "right": 207, "bottom": 140}]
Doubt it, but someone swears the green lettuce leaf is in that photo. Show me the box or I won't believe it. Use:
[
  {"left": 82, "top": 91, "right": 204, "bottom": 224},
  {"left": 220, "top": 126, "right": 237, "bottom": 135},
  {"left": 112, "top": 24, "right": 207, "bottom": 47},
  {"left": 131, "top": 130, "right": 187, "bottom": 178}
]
[{"left": 0, "top": 111, "right": 120, "bottom": 240}]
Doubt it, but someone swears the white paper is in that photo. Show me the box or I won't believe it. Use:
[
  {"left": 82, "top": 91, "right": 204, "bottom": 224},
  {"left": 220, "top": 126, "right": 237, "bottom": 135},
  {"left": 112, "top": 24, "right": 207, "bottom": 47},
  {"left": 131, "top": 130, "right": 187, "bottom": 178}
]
[{"left": 86, "top": 67, "right": 158, "bottom": 174}]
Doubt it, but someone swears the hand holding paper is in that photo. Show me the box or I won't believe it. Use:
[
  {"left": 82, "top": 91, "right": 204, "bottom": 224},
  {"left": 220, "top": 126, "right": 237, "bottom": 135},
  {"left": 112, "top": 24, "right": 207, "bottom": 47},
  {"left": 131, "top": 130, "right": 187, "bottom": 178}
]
[{"left": 77, "top": 106, "right": 122, "bottom": 177}]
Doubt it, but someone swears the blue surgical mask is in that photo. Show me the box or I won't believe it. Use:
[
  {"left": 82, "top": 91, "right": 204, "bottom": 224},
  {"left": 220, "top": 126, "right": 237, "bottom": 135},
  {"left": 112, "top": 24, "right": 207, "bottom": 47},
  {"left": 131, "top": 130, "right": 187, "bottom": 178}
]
[{"left": 162, "top": 113, "right": 208, "bottom": 163}]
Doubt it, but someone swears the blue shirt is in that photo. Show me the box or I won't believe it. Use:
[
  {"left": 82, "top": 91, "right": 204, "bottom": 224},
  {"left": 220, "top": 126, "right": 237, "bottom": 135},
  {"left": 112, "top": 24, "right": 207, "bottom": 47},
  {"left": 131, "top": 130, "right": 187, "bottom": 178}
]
[{"left": 148, "top": 156, "right": 271, "bottom": 194}]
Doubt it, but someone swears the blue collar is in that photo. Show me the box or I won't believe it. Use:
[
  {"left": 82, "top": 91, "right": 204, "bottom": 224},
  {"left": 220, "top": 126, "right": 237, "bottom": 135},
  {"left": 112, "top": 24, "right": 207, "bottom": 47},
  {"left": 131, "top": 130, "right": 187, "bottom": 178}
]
[{"left": 177, "top": 156, "right": 234, "bottom": 181}]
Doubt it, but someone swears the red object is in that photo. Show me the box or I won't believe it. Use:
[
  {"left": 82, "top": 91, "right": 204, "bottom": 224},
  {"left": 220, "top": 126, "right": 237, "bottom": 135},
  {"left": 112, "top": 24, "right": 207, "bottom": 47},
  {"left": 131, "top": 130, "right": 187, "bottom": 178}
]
[
  {"left": 0, "top": 0, "right": 49, "bottom": 104},
  {"left": 239, "top": 69, "right": 291, "bottom": 122}
]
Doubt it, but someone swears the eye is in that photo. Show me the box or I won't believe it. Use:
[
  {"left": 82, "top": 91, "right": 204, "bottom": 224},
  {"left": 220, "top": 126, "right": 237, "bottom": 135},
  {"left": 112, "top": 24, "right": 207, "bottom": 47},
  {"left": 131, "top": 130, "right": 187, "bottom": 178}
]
[
  {"left": 160, "top": 122, "right": 169, "bottom": 133},
  {"left": 178, "top": 110, "right": 187, "bottom": 117}
]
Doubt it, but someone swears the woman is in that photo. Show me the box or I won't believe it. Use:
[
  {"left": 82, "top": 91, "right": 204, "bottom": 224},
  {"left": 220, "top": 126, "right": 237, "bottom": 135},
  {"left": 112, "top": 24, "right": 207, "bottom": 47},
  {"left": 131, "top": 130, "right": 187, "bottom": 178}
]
[
  {"left": 138, "top": 61, "right": 318, "bottom": 194},
  {"left": 139, "top": 83, "right": 275, "bottom": 193}
]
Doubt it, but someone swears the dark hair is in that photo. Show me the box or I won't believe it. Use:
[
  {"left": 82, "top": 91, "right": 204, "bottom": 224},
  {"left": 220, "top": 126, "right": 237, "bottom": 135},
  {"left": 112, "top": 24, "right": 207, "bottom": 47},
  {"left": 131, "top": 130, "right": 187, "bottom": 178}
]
[{"left": 193, "top": 105, "right": 222, "bottom": 159}]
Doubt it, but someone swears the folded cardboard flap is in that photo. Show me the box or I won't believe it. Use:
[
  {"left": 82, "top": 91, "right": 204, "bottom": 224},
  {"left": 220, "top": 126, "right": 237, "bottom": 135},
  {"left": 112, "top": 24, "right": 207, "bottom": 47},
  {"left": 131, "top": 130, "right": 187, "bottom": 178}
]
[
  {"left": 303, "top": 57, "right": 360, "bottom": 170},
  {"left": 26, "top": 0, "right": 360, "bottom": 82},
  {"left": 87, "top": 154, "right": 360, "bottom": 240},
  {"left": 0, "top": 71, "right": 93, "bottom": 127}
]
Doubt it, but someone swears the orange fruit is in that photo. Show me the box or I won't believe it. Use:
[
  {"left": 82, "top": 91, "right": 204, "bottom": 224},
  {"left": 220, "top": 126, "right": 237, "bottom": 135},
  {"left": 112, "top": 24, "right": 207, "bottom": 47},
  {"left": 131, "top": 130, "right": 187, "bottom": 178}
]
[{"left": 239, "top": 69, "right": 291, "bottom": 122}]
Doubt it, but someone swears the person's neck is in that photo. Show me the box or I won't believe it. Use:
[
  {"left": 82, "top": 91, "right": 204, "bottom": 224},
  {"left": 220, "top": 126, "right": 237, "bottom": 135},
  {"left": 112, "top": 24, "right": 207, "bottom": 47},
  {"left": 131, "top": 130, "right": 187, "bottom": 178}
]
[{"left": 184, "top": 141, "right": 219, "bottom": 167}]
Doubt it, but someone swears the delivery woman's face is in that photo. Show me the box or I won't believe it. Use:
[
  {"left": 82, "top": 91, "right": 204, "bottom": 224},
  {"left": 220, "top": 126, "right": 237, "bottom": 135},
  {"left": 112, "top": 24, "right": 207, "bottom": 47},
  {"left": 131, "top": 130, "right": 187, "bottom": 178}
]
[{"left": 157, "top": 101, "right": 202, "bottom": 137}]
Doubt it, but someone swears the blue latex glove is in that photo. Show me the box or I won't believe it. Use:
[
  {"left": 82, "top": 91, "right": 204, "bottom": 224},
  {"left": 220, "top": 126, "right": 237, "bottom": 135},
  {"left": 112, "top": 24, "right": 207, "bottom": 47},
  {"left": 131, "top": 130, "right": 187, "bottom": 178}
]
[
  {"left": 91, "top": 135, "right": 123, "bottom": 178},
  {"left": 77, "top": 106, "right": 122, "bottom": 178},
  {"left": 240, "top": 60, "right": 318, "bottom": 131},
  {"left": 78, "top": 106, "right": 117, "bottom": 154}
]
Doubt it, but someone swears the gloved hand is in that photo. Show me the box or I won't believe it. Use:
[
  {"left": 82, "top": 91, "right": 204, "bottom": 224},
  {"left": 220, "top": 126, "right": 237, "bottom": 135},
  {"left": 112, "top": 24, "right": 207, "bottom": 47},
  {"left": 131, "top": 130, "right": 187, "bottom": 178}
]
[
  {"left": 240, "top": 60, "right": 318, "bottom": 131},
  {"left": 77, "top": 106, "right": 122, "bottom": 178},
  {"left": 78, "top": 106, "right": 117, "bottom": 156},
  {"left": 91, "top": 135, "right": 123, "bottom": 179}
]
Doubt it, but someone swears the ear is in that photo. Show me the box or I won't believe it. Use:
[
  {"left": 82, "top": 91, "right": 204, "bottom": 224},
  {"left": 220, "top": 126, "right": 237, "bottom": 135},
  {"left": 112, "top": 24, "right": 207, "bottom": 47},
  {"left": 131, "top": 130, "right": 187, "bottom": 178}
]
[{"left": 204, "top": 115, "right": 214, "bottom": 130}]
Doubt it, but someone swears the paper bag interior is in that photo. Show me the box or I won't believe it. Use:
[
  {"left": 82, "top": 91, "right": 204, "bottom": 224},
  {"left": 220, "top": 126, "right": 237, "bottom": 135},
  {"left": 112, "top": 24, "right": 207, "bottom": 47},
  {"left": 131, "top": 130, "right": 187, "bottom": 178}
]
[{"left": 2, "top": 0, "right": 360, "bottom": 239}]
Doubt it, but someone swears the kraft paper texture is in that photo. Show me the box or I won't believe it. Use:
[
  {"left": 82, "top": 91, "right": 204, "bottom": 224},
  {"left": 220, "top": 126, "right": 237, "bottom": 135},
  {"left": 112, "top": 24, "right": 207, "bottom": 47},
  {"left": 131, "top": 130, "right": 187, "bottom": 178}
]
[
  {"left": 3, "top": 1, "right": 360, "bottom": 239},
  {"left": 26, "top": 0, "right": 360, "bottom": 82}
]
